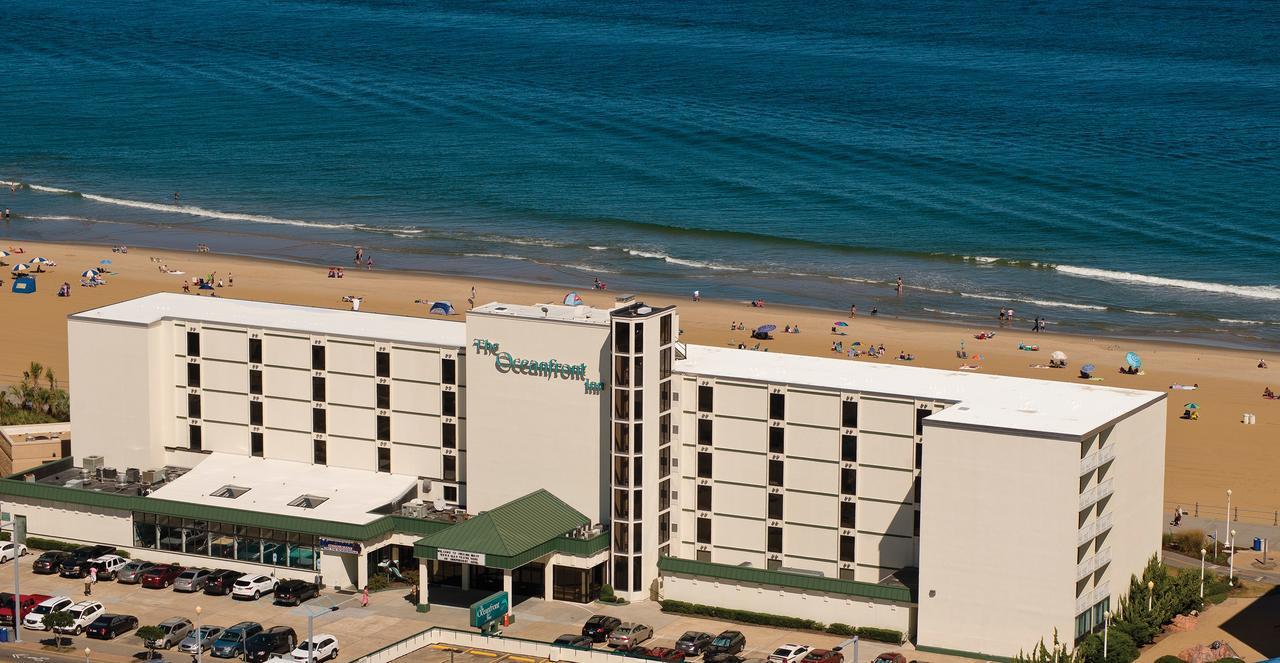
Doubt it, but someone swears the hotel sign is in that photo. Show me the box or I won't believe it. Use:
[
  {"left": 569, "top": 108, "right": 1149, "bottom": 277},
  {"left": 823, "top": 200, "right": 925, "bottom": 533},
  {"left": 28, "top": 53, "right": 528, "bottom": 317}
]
[
  {"left": 317, "top": 538, "right": 361, "bottom": 555},
  {"left": 469, "top": 591, "right": 509, "bottom": 627},
  {"left": 438, "top": 548, "right": 486, "bottom": 566},
  {"left": 473, "top": 339, "right": 601, "bottom": 393}
]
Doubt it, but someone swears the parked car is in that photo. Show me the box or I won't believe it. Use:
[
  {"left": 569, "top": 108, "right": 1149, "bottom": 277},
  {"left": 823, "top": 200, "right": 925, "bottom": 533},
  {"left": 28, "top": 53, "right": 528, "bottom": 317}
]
[
  {"left": 704, "top": 655, "right": 745, "bottom": 663},
  {"left": 55, "top": 600, "right": 105, "bottom": 635},
  {"left": 243, "top": 625, "right": 298, "bottom": 663},
  {"left": 608, "top": 623, "right": 654, "bottom": 649},
  {"left": 641, "top": 647, "right": 687, "bottom": 662},
  {"left": 144, "top": 617, "right": 194, "bottom": 649},
  {"left": 59, "top": 556, "right": 96, "bottom": 579},
  {"left": 768, "top": 645, "right": 813, "bottom": 663},
  {"left": 553, "top": 634, "right": 595, "bottom": 649},
  {"left": 115, "top": 560, "right": 158, "bottom": 584},
  {"left": 84, "top": 554, "right": 129, "bottom": 581},
  {"left": 204, "top": 569, "right": 246, "bottom": 596},
  {"left": 676, "top": 631, "right": 715, "bottom": 657},
  {"left": 32, "top": 551, "right": 73, "bottom": 575},
  {"left": 232, "top": 574, "right": 277, "bottom": 600},
  {"left": 61, "top": 545, "right": 114, "bottom": 574},
  {"left": 801, "top": 650, "right": 844, "bottom": 663},
  {"left": 85, "top": 614, "right": 139, "bottom": 640},
  {"left": 0, "top": 542, "right": 29, "bottom": 563},
  {"left": 706, "top": 632, "right": 747, "bottom": 656},
  {"left": 0, "top": 593, "right": 50, "bottom": 626},
  {"left": 582, "top": 615, "right": 622, "bottom": 642},
  {"left": 139, "top": 564, "right": 185, "bottom": 589},
  {"left": 273, "top": 579, "right": 320, "bottom": 606},
  {"left": 22, "top": 595, "right": 73, "bottom": 630},
  {"left": 174, "top": 568, "right": 212, "bottom": 592},
  {"left": 290, "top": 633, "right": 339, "bottom": 662},
  {"left": 873, "top": 654, "right": 906, "bottom": 663},
  {"left": 211, "top": 621, "right": 265, "bottom": 659},
  {"left": 179, "top": 626, "right": 225, "bottom": 654}
]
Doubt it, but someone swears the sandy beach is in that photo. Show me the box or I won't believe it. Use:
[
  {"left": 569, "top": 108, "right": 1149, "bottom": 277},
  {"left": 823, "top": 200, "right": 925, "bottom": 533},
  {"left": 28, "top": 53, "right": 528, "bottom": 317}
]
[{"left": 1, "top": 238, "right": 1276, "bottom": 516}]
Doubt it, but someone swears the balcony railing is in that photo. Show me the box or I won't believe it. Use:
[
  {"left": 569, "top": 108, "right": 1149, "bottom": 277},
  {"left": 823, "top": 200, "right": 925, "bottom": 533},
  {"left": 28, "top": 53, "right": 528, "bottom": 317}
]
[
  {"left": 1076, "top": 555, "right": 1096, "bottom": 581},
  {"left": 1080, "top": 452, "right": 1099, "bottom": 475},
  {"left": 1098, "top": 477, "right": 1115, "bottom": 500},
  {"left": 1093, "top": 581, "right": 1110, "bottom": 604},
  {"left": 1096, "top": 546, "right": 1112, "bottom": 568},
  {"left": 1096, "top": 511, "right": 1114, "bottom": 535},
  {"left": 1079, "top": 486, "right": 1098, "bottom": 510},
  {"left": 1076, "top": 591, "right": 1093, "bottom": 614},
  {"left": 1099, "top": 444, "right": 1116, "bottom": 466},
  {"left": 1077, "top": 521, "right": 1097, "bottom": 545}
]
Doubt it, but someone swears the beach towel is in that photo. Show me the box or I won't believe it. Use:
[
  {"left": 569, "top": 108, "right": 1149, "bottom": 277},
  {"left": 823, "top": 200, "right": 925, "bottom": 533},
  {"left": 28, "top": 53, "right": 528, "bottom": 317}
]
[
  {"left": 958, "top": 365, "right": 980, "bottom": 371},
  {"left": 1087, "top": 377, "right": 1105, "bottom": 382},
  {"left": 1170, "top": 384, "right": 1198, "bottom": 390}
]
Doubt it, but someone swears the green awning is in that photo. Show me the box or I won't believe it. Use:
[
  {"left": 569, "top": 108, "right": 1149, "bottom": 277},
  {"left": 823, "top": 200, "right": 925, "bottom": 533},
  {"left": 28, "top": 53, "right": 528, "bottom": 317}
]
[{"left": 416, "top": 489, "right": 590, "bottom": 568}]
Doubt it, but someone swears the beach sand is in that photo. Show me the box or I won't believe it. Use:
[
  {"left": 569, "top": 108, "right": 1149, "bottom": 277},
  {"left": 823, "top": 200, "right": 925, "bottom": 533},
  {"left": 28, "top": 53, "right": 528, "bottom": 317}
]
[{"left": 1, "top": 238, "right": 1276, "bottom": 515}]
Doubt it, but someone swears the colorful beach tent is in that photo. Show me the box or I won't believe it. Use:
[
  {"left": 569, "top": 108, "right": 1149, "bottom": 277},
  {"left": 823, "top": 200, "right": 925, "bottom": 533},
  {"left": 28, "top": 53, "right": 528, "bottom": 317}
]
[
  {"left": 563, "top": 292, "right": 584, "bottom": 306},
  {"left": 1125, "top": 351, "right": 1142, "bottom": 369},
  {"left": 99, "top": 259, "right": 112, "bottom": 265},
  {"left": 1051, "top": 351, "right": 1067, "bottom": 362},
  {"left": 834, "top": 321, "right": 848, "bottom": 327},
  {"left": 1082, "top": 363, "right": 1097, "bottom": 374},
  {"left": 11, "top": 277, "right": 36, "bottom": 294},
  {"left": 756, "top": 324, "right": 777, "bottom": 334},
  {"left": 429, "top": 301, "right": 456, "bottom": 315},
  {"left": 198, "top": 282, "right": 214, "bottom": 290},
  {"left": 1184, "top": 402, "right": 1199, "bottom": 410}
]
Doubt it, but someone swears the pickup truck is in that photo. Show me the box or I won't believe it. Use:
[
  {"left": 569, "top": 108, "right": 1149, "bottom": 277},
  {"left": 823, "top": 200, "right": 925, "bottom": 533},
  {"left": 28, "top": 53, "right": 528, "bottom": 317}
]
[{"left": 0, "top": 593, "right": 51, "bottom": 626}]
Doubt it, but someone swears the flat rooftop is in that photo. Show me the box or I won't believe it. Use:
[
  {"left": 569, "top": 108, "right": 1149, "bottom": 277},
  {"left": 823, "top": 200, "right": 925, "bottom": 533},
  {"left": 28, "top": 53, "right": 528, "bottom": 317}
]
[
  {"left": 677, "top": 345, "right": 1164, "bottom": 438},
  {"left": 71, "top": 293, "right": 467, "bottom": 347},
  {"left": 469, "top": 301, "right": 611, "bottom": 325},
  {"left": 147, "top": 453, "right": 418, "bottom": 525}
]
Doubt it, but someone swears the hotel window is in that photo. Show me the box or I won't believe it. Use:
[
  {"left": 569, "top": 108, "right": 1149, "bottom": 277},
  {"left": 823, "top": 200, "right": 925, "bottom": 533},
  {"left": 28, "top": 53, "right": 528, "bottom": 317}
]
[
  {"left": 443, "top": 455, "right": 457, "bottom": 481},
  {"left": 613, "top": 524, "right": 629, "bottom": 552},
  {"left": 658, "top": 513, "right": 670, "bottom": 544},
  {"left": 312, "top": 376, "right": 326, "bottom": 402},
  {"left": 633, "top": 489, "right": 643, "bottom": 522},
  {"left": 842, "top": 400, "right": 858, "bottom": 428},
  {"left": 660, "top": 314, "right": 672, "bottom": 345},
  {"left": 249, "top": 369, "right": 263, "bottom": 395},
  {"left": 768, "top": 492, "right": 783, "bottom": 520},
  {"left": 841, "top": 434, "right": 858, "bottom": 462},
  {"left": 916, "top": 408, "right": 930, "bottom": 435},
  {"left": 696, "top": 452, "right": 712, "bottom": 479},
  {"left": 187, "top": 362, "right": 201, "bottom": 388},
  {"left": 697, "top": 385, "right": 713, "bottom": 413},
  {"left": 767, "top": 526, "right": 783, "bottom": 553},
  {"left": 840, "top": 501, "right": 856, "bottom": 529},
  {"left": 614, "top": 423, "right": 631, "bottom": 453},
  {"left": 186, "top": 331, "right": 200, "bottom": 357},
  {"left": 311, "top": 345, "right": 325, "bottom": 370},
  {"left": 696, "top": 517, "right": 711, "bottom": 544},
  {"left": 915, "top": 442, "right": 923, "bottom": 470},
  {"left": 634, "top": 356, "right": 644, "bottom": 387},
  {"left": 312, "top": 407, "right": 327, "bottom": 434},
  {"left": 250, "top": 432, "right": 264, "bottom": 457},
  {"left": 248, "top": 337, "right": 262, "bottom": 364},
  {"left": 614, "top": 322, "right": 630, "bottom": 353},
  {"left": 659, "top": 414, "right": 671, "bottom": 445},
  {"left": 768, "top": 426, "right": 784, "bottom": 454},
  {"left": 914, "top": 476, "right": 922, "bottom": 503},
  {"left": 633, "top": 322, "right": 644, "bottom": 351},
  {"left": 377, "top": 446, "right": 391, "bottom": 473},
  {"left": 658, "top": 446, "right": 670, "bottom": 478},
  {"left": 633, "top": 389, "right": 643, "bottom": 417},
  {"left": 377, "top": 383, "right": 390, "bottom": 410},
  {"left": 658, "top": 378, "right": 672, "bottom": 409},
  {"left": 313, "top": 439, "right": 327, "bottom": 465},
  {"left": 613, "top": 557, "right": 629, "bottom": 591},
  {"left": 660, "top": 348, "right": 672, "bottom": 380},
  {"left": 914, "top": 510, "right": 921, "bottom": 537},
  {"left": 769, "top": 392, "right": 785, "bottom": 420},
  {"left": 377, "top": 415, "right": 391, "bottom": 441},
  {"left": 442, "top": 391, "right": 457, "bottom": 417},
  {"left": 613, "top": 457, "right": 630, "bottom": 486},
  {"left": 696, "top": 484, "right": 712, "bottom": 511},
  {"left": 188, "top": 424, "right": 202, "bottom": 451},
  {"left": 443, "top": 485, "right": 458, "bottom": 502},
  {"left": 187, "top": 393, "right": 201, "bottom": 419},
  {"left": 697, "top": 418, "right": 712, "bottom": 445},
  {"left": 441, "top": 357, "right": 456, "bottom": 385},
  {"left": 614, "top": 357, "right": 631, "bottom": 388},
  {"left": 249, "top": 400, "right": 263, "bottom": 426},
  {"left": 658, "top": 480, "right": 670, "bottom": 510},
  {"left": 839, "top": 534, "right": 856, "bottom": 562},
  {"left": 442, "top": 422, "right": 457, "bottom": 449},
  {"left": 376, "top": 351, "right": 391, "bottom": 378},
  {"left": 840, "top": 467, "right": 857, "bottom": 495},
  {"left": 768, "top": 460, "right": 784, "bottom": 487}
]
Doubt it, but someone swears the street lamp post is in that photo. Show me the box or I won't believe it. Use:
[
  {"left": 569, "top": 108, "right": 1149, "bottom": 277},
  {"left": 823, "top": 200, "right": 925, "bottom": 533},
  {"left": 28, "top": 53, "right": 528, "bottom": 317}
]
[
  {"left": 195, "top": 605, "right": 203, "bottom": 663},
  {"left": 1147, "top": 580, "right": 1155, "bottom": 611},
  {"left": 1103, "top": 611, "right": 1110, "bottom": 658},
  {"left": 306, "top": 606, "right": 340, "bottom": 663},
  {"left": 84, "top": 647, "right": 91, "bottom": 663},
  {"left": 1226, "top": 489, "right": 1232, "bottom": 532},
  {"left": 1200, "top": 548, "right": 1207, "bottom": 598},
  {"left": 1229, "top": 529, "right": 1237, "bottom": 586}
]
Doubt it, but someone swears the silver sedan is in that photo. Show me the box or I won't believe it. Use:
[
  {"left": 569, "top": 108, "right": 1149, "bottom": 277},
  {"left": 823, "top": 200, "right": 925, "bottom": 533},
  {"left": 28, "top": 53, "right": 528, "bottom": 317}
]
[{"left": 179, "top": 626, "right": 224, "bottom": 654}]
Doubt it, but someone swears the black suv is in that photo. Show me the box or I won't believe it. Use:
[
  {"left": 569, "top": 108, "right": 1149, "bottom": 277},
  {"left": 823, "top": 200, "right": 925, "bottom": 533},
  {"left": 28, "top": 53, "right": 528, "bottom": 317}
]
[
  {"left": 582, "top": 615, "right": 622, "bottom": 643},
  {"left": 58, "top": 545, "right": 115, "bottom": 577},
  {"left": 273, "top": 579, "right": 320, "bottom": 606},
  {"left": 32, "top": 551, "right": 73, "bottom": 575},
  {"left": 244, "top": 626, "right": 297, "bottom": 663},
  {"left": 203, "top": 569, "right": 246, "bottom": 596},
  {"left": 705, "top": 631, "right": 746, "bottom": 656}
]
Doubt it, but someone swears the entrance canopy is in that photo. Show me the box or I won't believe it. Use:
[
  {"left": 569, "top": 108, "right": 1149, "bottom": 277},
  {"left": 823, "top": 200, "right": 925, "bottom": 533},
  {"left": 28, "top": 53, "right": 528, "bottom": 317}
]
[{"left": 416, "top": 489, "right": 589, "bottom": 569}]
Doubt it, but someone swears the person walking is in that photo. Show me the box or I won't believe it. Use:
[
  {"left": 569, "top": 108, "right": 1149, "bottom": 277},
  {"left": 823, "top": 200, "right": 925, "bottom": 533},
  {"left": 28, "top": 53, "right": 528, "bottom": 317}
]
[{"left": 361, "top": 586, "right": 370, "bottom": 608}]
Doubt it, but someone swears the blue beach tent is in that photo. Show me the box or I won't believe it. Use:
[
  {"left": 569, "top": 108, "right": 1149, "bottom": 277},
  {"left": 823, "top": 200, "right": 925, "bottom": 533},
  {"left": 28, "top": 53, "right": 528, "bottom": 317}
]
[
  {"left": 11, "top": 276, "right": 36, "bottom": 294},
  {"left": 429, "top": 301, "right": 455, "bottom": 315}
]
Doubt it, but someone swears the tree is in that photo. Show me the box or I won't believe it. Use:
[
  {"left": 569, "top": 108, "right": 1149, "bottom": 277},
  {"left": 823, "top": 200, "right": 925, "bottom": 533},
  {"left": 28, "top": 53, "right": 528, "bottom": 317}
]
[
  {"left": 136, "top": 625, "right": 167, "bottom": 661},
  {"left": 1, "top": 360, "right": 70, "bottom": 424},
  {"left": 41, "top": 609, "right": 75, "bottom": 650}
]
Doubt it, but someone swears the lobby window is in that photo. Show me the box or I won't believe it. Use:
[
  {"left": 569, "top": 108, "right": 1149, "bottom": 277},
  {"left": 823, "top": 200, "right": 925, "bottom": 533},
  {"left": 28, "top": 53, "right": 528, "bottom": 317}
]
[
  {"left": 187, "top": 362, "right": 201, "bottom": 388},
  {"left": 839, "top": 535, "right": 856, "bottom": 562},
  {"left": 841, "top": 434, "right": 858, "bottom": 462},
  {"left": 768, "top": 426, "right": 784, "bottom": 454},
  {"left": 313, "top": 439, "right": 327, "bottom": 465},
  {"left": 187, "top": 393, "right": 201, "bottom": 419},
  {"left": 249, "top": 369, "right": 263, "bottom": 395},
  {"left": 442, "top": 391, "right": 457, "bottom": 417},
  {"left": 696, "top": 517, "right": 711, "bottom": 544},
  {"left": 442, "top": 422, "right": 457, "bottom": 449},
  {"left": 660, "top": 314, "right": 672, "bottom": 345},
  {"left": 248, "top": 337, "right": 262, "bottom": 364},
  {"left": 840, "top": 468, "right": 857, "bottom": 495},
  {"left": 696, "top": 451, "right": 712, "bottom": 479},
  {"left": 443, "top": 454, "right": 457, "bottom": 481},
  {"left": 697, "top": 385, "right": 713, "bottom": 413},
  {"left": 443, "top": 485, "right": 458, "bottom": 503},
  {"left": 614, "top": 322, "right": 630, "bottom": 353},
  {"left": 696, "top": 484, "right": 712, "bottom": 512},
  {"left": 312, "top": 376, "right": 326, "bottom": 402},
  {"left": 769, "top": 392, "right": 785, "bottom": 420},
  {"left": 376, "top": 351, "right": 390, "bottom": 378},
  {"left": 312, "top": 407, "right": 326, "bottom": 434},
  {"left": 841, "top": 400, "right": 858, "bottom": 428},
  {"left": 697, "top": 418, "right": 712, "bottom": 445},
  {"left": 916, "top": 442, "right": 923, "bottom": 470},
  {"left": 249, "top": 400, "right": 263, "bottom": 426},
  {"left": 377, "top": 383, "right": 390, "bottom": 409},
  {"left": 840, "top": 501, "right": 856, "bottom": 529},
  {"left": 441, "top": 357, "right": 456, "bottom": 385},
  {"left": 767, "top": 526, "right": 783, "bottom": 553},
  {"left": 250, "top": 432, "right": 264, "bottom": 457},
  {"left": 377, "top": 446, "right": 391, "bottom": 473},
  {"left": 188, "top": 424, "right": 202, "bottom": 451},
  {"left": 768, "top": 492, "right": 783, "bottom": 520},
  {"left": 311, "top": 344, "right": 325, "bottom": 371},
  {"left": 768, "top": 459, "right": 784, "bottom": 487},
  {"left": 377, "top": 415, "right": 391, "bottom": 441},
  {"left": 186, "top": 331, "right": 200, "bottom": 357}
]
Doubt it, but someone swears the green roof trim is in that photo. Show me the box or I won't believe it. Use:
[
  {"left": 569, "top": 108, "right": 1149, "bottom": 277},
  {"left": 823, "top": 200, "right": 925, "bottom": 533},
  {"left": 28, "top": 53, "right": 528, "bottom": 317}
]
[
  {"left": 416, "top": 489, "right": 588, "bottom": 558},
  {"left": 658, "top": 556, "right": 913, "bottom": 603}
]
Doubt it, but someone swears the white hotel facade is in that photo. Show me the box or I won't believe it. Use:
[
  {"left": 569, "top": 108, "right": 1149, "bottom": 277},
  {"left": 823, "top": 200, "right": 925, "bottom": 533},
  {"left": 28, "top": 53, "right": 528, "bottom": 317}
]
[{"left": 0, "top": 293, "right": 1165, "bottom": 658}]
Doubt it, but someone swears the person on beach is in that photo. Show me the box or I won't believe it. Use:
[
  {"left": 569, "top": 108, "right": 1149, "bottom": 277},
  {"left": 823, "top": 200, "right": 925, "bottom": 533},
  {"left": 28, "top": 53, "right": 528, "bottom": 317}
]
[
  {"left": 870, "top": 307, "right": 877, "bottom": 316},
  {"left": 173, "top": 192, "right": 180, "bottom": 203},
  {"left": 182, "top": 280, "right": 190, "bottom": 293},
  {"left": 693, "top": 290, "right": 701, "bottom": 302},
  {"left": 896, "top": 276, "right": 903, "bottom": 294},
  {"left": 366, "top": 257, "right": 374, "bottom": 270},
  {"left": 355, "top": 247, "right": 364, "bottom": 265},
  {"left": 850, "top": 304, "right": 856, "bottom": 318},
  {"left": 361, "top": 586, "right": 370, "bottom": 608},
  {"left": 2, "top": 208, "right": 9, "bottom": 220},
  {"left": 228, "top": 272, "right": 233, "bottom": 287}
]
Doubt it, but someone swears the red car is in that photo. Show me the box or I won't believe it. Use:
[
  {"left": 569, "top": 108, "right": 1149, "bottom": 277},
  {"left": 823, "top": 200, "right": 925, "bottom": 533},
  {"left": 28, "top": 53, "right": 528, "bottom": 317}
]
[
  {"left": 139, "top": 564, "right": 185, "bottom": 589},
  {"left": 639, "top": 647, "right": 686, "bottom": 662},
  {"left": 801, "top": 651, "right": 844, "bottom": 663},
  {"left": 0, "top": 593, "right": 51, "bottom": 626}
]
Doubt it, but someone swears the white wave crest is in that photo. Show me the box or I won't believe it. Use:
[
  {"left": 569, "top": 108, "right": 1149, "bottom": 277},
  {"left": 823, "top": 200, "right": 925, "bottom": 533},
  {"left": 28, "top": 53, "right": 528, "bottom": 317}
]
[
  {"left": 79, "top": 193, "right": 359, "bottom": 230},
  {"left": 922, "top": 307, "right": 974, "bottom": 317},
  {"left": 588, "top": 246, "right": 608, "bottom": 251},
  {"left": 462, "top": 253, "right": 528, "bottom": 261},
  {"left": 624, "top": 248, "right": 741, "bottom": 271},
  {"left": 23, "top": 215, "right": 92, "bottom": 222},
  {"left": 959, "top": 292, "right": 1106, "bottom": 310},
  {"left": 1055, "top": 265, "right": 1280, "bottom": 301},
  {"left": 28, "top": 184, "right": 76, "bottom": 194},
  {"left": 1217, "top": 318, "right": 1267, "bottom": 325}
]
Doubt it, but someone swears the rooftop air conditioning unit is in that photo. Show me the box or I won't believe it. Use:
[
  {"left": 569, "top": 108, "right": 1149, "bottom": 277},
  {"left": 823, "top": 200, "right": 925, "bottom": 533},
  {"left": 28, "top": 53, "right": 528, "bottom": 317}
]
[
  {"left": 142, "top": 469, "right": 163, "bottom": 484},
  {"left": 82, "top": 455, "right": 105, "bottom": 472}
]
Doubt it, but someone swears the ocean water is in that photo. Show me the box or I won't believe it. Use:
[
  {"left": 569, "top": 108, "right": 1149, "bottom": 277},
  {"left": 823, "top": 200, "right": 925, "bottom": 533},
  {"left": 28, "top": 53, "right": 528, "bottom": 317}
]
[{"left": 2, "top": 0, "right": 1278, "bottom": 348}]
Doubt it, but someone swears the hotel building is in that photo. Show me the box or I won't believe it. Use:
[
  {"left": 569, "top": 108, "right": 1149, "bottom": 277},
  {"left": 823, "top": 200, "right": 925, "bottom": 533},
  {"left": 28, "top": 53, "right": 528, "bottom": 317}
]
[{"left": 0, "top": 293, "right": 1166, "bottom": 657}]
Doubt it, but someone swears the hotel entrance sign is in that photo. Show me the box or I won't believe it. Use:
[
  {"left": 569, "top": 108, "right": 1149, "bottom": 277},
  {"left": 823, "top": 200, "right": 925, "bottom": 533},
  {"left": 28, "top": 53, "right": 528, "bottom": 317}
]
[
  {"left": 438, "top": 548, "right": 486, "bottom": 566},
  {"left": 469, "top": 591, "right": 509, "bottom": 628}
]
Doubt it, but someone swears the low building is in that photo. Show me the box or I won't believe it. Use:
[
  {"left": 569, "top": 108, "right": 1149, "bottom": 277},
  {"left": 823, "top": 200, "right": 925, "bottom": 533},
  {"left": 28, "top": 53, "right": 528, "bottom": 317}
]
[{"left": 0, "top": 422, "right": 71, "bottom": 477}]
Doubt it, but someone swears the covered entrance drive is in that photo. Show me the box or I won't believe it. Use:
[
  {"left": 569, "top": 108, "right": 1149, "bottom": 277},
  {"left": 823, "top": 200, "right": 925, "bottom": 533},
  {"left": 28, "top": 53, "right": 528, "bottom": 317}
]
[{"left": 413, "top": 489, "right": 609, "bottom": 613}]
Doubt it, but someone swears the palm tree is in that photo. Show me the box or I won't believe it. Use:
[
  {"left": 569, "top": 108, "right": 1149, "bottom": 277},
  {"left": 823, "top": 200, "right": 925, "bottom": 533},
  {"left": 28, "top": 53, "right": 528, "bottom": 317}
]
[{"left": 1, "top": 359, "right": 70, "bottom": 424}]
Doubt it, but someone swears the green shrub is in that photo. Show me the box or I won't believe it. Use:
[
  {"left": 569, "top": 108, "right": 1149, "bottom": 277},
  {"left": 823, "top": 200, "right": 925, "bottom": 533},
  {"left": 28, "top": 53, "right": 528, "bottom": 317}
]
[
  {"left": 659, "top": 601, "right": 902, "bottom": 643},
  {"left": 1154, "top": 657, "right": 1183, "bottom": 663},
  {"left": 599, "top": 583, "right": 616, "bottom": 602},
  {"left": 1216, "top": 659, "right": 1244, "bottom": 663},
  {"left": 825, "top": 623, "right": 855, "bottom": 636}
]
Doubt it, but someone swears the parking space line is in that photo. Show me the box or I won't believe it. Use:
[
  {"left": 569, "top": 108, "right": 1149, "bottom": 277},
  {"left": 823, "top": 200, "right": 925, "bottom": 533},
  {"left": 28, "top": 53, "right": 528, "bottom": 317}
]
[
  {"left": 508, "top": 656, "right": 538, "bottom": 663},
  {"left": 468, "top": 649, "right": 501, "bottom": 657}
]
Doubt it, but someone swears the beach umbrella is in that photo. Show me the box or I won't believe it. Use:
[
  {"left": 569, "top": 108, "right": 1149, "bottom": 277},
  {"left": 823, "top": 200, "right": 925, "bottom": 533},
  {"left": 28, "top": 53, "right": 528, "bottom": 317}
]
[
  {"left": 11, "top": 263, "right": 30, "bottom": 273},
  {"left": 27, "top": 256, "right": 51, "bottom": 264},
  {"left": 756, "top": 324, "right": 777, "bottom": 334},
  {"left": 1184, "top": 402, "right": 1199, "bottom": 410},
  {"left": 429, "top": 301, "right": 456, "bottom": 315},
  {"left": 834, "top": 321, "right": 849, "bottom": 327},
  {"left": 1082, "top": 363, "right": 1096, "bottom": 374},
  {"left": 0, "top": 250, "right": 9, "bottom": 257},
  {"left": 563, "top": 291, "right": 584, "bottom": 306},
  {"left": 1050, "top": 351, "right": 1067, "bottom": 362},
  {"left": 1125, "top": 351, "right": 1142, "bottom": 369},
  {"left": 81, "top": 270, "right": 99, "bottom": 278},
  {"left": 99, "top": 259, "right": 112, "bottom": 265}
]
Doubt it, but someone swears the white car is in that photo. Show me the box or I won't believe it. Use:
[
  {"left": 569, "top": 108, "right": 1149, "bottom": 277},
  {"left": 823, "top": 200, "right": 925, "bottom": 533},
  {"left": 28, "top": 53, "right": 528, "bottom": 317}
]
[
  {"left": 56, "top": 600, "right": 105, "bottom": 635},
  {"left": 768, "top": 644, "right": 813, "bottom": 663},
  {"left": 23, "top": 596, "right": 73, "bottom": 630},
  {"left": 290, "top": 633, "right": 339, "bottom": 662},
  {"left": 231, "top": 573, "right": 276, "bottom": 600},
  {"left": 0, "top": 542, "right": 28, "bottom": 563},
  {"left": 86, "top": 554, "right": 128, "bottom": 580}
]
